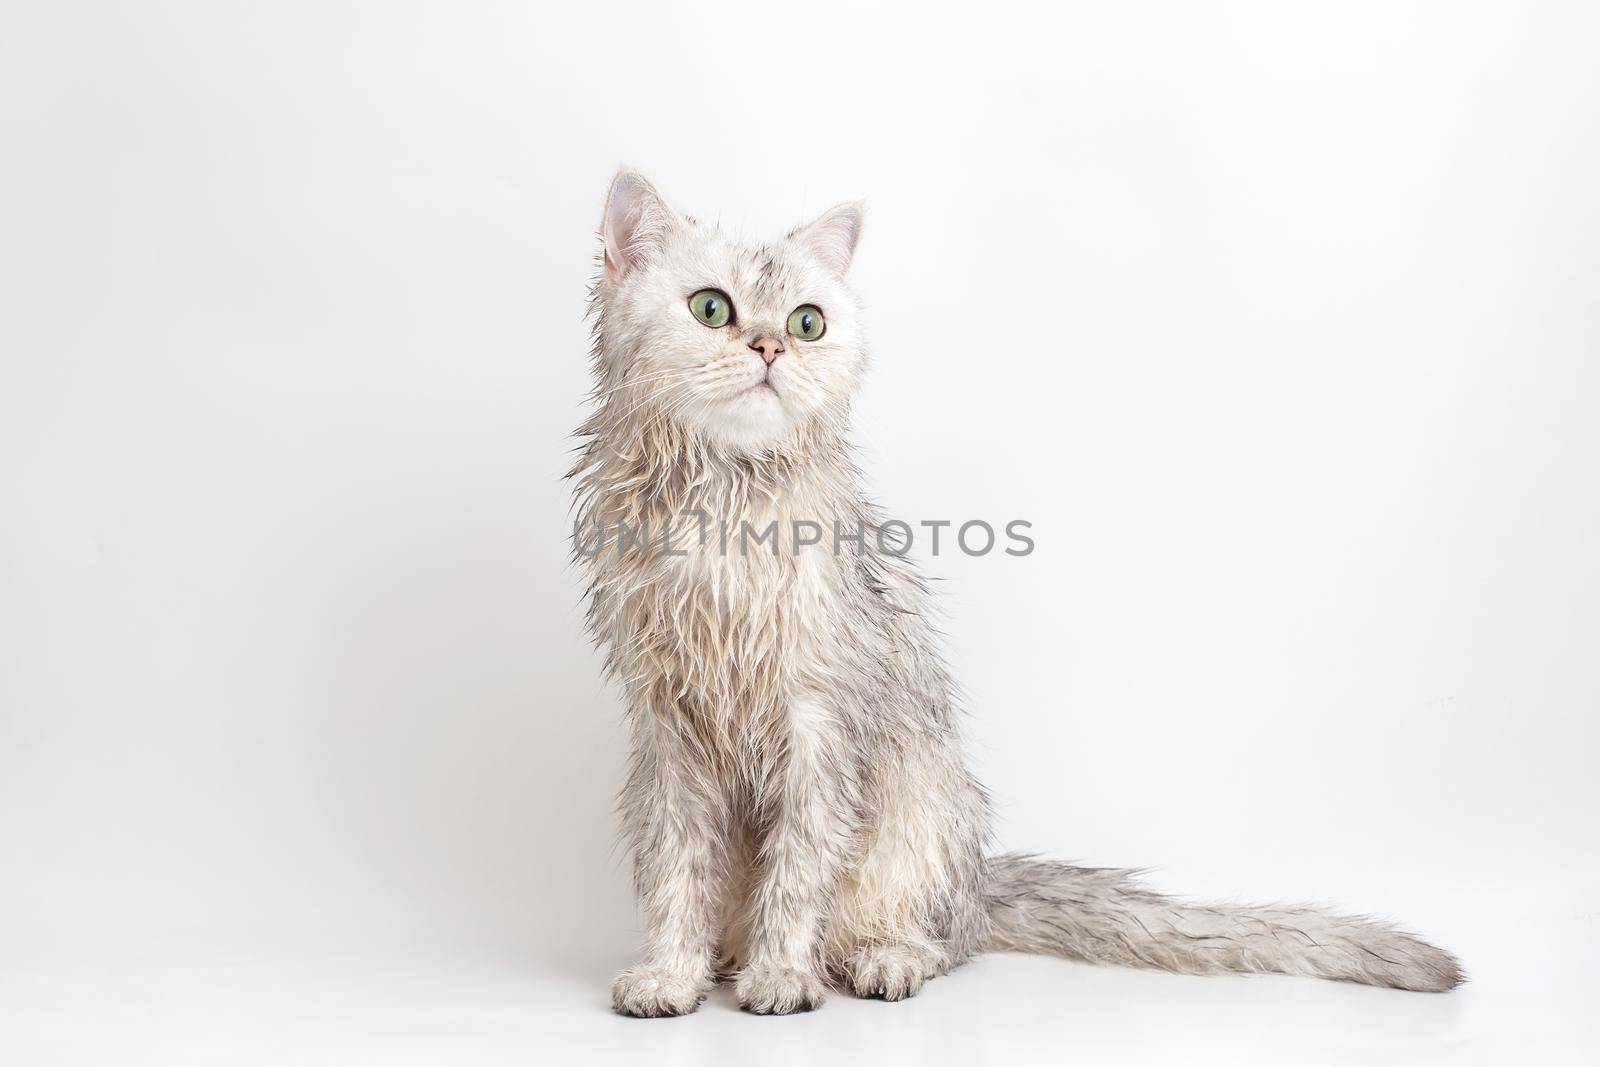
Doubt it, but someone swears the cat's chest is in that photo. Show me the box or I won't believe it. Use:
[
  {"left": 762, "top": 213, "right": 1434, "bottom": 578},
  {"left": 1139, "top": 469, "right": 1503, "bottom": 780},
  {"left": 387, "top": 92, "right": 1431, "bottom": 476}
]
[
  {"left": 609, "top": 509, "right": 847, "bottom": 693},
  {"left": 635, "top": 520, "right": 841, "bottom": 629}
]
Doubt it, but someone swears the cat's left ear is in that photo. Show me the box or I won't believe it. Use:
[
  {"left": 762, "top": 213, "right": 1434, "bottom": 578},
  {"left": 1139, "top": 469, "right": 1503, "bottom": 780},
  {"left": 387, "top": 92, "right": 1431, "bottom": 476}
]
[{"left": 789, "top": 201, "right": 864, "bottom": 279}]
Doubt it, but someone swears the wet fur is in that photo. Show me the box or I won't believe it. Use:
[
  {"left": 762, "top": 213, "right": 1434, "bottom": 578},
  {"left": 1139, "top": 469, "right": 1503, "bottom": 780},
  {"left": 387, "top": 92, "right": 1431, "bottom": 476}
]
[{"left": 572, "top": 171, "right": 1462, "bottom": 1017}]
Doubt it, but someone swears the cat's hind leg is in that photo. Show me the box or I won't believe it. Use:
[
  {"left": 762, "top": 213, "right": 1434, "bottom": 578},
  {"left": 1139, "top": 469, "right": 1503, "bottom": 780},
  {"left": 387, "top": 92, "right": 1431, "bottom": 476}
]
[
  {"left": 825, "top": 784, "right": 967, "bottom": 998},
  {"left": 827, "top": 865, "right": 950, "bottom": 1002},
  {"left": 841, "top": 940, "right": 945, "bottom": 1001}
]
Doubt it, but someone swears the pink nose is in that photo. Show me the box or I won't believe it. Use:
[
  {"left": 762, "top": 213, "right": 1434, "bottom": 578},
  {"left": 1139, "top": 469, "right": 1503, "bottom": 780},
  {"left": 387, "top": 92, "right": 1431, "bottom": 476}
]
[{"left": 748, "top": 336, "right": 785, "bottom": 365}]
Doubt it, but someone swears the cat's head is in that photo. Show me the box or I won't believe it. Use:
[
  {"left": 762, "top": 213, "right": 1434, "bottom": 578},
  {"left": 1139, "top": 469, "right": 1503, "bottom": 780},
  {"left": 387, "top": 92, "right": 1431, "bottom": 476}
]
[{"left": 592, "top": 171, "right": 865, "bottom": 456}]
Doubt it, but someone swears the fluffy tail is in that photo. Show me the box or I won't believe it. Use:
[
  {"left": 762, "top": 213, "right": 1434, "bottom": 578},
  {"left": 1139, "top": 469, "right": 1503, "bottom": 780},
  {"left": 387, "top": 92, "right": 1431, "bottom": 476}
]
[{"left": 983, "top": 853, "right": 1462, "bottom": 992}]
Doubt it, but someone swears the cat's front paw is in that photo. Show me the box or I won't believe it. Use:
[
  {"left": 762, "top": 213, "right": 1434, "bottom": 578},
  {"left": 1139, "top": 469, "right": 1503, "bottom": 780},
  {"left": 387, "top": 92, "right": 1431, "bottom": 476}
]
[
  {"left": 734, "top": 964, "right": 827, "bottom": 1015},
  {"left": 845, "top": 943, "right": 941, "bottom": 1001},
  {"left": 611, "top": 965, "right": 710, "bottom": 1018}
]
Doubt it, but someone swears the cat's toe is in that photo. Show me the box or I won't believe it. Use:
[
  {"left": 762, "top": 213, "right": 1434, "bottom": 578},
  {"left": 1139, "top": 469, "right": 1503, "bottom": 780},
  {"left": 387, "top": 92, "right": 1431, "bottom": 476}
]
[
  {"left": 734, "top": 965, "right": 827, "bottom": 1015},
  {"left": 611, "top": 966, "right": 710, "bottom": 1017},
  {"left": 846, "top": 944, "right": 938, "bottom": 1001}
]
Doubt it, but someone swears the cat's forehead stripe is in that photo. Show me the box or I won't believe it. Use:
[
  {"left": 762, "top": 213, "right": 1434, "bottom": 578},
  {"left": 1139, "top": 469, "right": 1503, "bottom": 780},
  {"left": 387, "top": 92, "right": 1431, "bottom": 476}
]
[{"left": 712, "top": 242, "right": 791, "bottom": 311}]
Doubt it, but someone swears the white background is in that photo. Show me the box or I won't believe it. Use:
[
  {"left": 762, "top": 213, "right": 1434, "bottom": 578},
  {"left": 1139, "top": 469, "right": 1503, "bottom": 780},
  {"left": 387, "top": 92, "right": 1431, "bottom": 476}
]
[{"left": 3, "top": 2, "right": 1596, "bottom": 1064}]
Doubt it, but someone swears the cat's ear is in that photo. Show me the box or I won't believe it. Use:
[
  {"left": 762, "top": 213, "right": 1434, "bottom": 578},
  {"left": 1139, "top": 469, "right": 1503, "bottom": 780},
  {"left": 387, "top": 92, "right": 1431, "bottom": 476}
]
[
  {"left": 789, "top": 201, "right": 864, "bottom": 279},
  {"left": 601, "top": 170, "right": 678, "bottom": 282}
]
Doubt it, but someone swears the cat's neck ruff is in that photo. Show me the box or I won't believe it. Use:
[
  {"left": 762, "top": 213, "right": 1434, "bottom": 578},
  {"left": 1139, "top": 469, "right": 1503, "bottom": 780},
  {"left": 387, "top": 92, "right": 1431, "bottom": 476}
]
[{"left": 581, "top": 397, "right": 857, "bottom": 530}]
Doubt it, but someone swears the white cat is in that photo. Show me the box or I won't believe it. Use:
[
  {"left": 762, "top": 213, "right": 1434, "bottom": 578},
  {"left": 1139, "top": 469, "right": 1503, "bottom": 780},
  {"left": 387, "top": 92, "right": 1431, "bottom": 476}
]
[{"left": 572, "top": 171, "right": 1462, "bottom": 1016}]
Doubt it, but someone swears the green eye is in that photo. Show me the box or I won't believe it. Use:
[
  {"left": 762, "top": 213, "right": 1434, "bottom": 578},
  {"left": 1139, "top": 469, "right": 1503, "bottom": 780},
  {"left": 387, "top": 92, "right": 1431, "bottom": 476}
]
[
  {"left": 688, "top": 289, "right": 733, "bottom": 328},
  {"left": 787, "top": 305, "right": 825, "bottom": 341}
]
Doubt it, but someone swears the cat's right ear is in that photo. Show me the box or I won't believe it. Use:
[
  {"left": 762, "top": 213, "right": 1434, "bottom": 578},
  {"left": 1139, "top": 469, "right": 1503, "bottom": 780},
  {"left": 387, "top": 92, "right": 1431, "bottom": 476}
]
[{"left": 602, "top": 170, "right": 677, "bottom": 282}]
